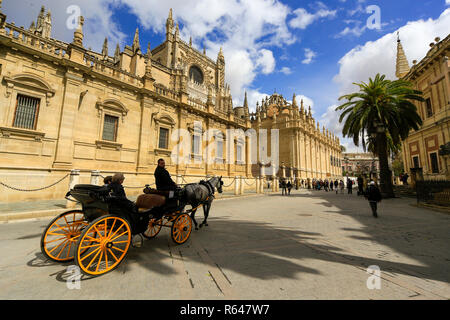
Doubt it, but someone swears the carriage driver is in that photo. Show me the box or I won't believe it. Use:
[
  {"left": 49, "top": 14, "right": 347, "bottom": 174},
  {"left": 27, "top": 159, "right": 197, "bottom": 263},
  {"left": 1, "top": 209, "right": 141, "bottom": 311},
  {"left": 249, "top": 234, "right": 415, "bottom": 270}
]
[{"left": 154, "top": 158, "right": 178, "bottom": 191}]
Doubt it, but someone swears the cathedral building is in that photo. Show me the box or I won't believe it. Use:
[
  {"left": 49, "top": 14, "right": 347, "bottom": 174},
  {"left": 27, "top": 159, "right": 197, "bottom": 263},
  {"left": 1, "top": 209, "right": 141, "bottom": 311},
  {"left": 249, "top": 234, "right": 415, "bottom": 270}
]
[
  {"left": 397, "top": 34, "right": 450, "bottom": 181},
  {"left": 0, "top": 4, "right": 341, "bottom": 202}
]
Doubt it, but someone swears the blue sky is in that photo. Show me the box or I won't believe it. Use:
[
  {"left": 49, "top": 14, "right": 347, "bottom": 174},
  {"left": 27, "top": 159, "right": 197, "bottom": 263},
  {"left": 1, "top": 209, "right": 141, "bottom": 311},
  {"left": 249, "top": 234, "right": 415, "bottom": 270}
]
[{"left": 3, "top": 0, "right": 450, "bottom": 151}]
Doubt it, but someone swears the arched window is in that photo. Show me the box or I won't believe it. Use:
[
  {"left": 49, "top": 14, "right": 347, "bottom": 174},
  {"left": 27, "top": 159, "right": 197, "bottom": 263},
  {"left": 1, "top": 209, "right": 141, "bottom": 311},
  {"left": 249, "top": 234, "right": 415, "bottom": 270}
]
[{"left": 189, "top": 66, "right": 204, "bottom": 84}]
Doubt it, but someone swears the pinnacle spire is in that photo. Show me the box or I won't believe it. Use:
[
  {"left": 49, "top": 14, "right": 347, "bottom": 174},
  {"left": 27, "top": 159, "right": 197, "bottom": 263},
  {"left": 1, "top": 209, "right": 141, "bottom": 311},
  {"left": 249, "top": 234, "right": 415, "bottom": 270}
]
[
  {"left": 292, "top": 93, "right": 297, "bottom": 107},
  {"left": 114, "top": 43, "right": 120, "bottom": 63},
  {"left": 244, "top": 91, "right": 248, "bottom": 108},
  {"left": 102, "top": 37, "right": 108, "bottom": 57},
  {"left": 396, "top": 33, "right": 410, "bottom": 78},
  {"left": 132, "top": 28, "right": 140, "bottom": 54},
  {"left": 166, "top": 8, "right": 174, "bottom": 37},
  {"left": 72, "top": 16, "right": 84, "bottom": 47},
  {"left": 175, "top": 23, "right": 179, "bottom": 39}
]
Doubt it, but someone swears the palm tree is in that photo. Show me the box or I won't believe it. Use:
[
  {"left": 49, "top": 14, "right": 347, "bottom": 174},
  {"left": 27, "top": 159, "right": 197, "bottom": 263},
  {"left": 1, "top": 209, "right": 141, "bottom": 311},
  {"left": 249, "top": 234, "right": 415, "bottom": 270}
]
[{"left": 336, "top": 74, "right": 423, "bottom": 198}]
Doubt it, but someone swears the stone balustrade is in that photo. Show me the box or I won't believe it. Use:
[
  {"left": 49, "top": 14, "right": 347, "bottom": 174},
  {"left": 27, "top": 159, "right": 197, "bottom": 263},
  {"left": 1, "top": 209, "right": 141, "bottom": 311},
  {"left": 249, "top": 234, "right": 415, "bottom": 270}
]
[{"left": 2, "top": 23, "right": 69, "bottom": 59}]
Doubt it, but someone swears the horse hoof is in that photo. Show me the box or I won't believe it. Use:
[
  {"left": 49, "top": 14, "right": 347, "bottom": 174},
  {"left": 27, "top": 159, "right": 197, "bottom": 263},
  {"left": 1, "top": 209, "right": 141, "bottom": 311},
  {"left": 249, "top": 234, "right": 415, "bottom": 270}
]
[
  {"left": 205, "top": 224, "right": 209, "bottom": 227},
  {"left": 199, "top": 224, "right": 203, "bottom": 228},
  {"left": 195, "top": 227, "right": 199, "bottom": 231}
]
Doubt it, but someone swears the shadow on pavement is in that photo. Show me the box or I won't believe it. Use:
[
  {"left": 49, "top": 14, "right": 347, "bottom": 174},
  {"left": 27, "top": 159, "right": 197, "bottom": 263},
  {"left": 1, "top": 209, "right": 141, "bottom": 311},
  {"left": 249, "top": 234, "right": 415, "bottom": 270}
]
[{"left": 267, "top": 190, "right": 450, "bottom": 284}]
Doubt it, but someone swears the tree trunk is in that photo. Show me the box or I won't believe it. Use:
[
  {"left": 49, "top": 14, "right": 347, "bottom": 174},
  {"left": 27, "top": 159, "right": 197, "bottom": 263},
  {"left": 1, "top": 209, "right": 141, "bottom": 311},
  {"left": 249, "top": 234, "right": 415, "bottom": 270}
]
[{"left": 377, "top": 133, "right": 395, "bottom": 198}]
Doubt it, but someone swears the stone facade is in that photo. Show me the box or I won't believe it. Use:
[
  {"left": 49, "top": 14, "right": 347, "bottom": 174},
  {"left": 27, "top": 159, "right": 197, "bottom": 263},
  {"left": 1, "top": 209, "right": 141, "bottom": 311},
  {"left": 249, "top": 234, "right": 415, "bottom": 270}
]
[
  {"left": 0, "top": 5, "right": 341, "bottom": 202},
  {"left": 251, "top": 93, "right": 342, "bottom": 181},
  {"left": 341, "top": 153, "right": 380, "bottom": 176},
  {"left": 398, "top": 35, "right": 450, "bottom": 180}
]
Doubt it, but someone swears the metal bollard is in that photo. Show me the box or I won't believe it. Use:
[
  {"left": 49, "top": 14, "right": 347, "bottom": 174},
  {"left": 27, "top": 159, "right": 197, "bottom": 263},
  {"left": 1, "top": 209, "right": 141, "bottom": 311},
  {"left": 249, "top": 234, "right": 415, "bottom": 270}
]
[
  {"left": 90, "top": 170, "right": 101, "bottom": 186},
  {"left": 66, "top": 169, "right": 80, "bottom": 208}
]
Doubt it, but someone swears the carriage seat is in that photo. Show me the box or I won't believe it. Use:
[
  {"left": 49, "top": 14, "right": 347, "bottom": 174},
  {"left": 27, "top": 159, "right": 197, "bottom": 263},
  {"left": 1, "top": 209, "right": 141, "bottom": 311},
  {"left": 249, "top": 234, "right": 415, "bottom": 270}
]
[
  {"left": 73, "top": 184, "right": 110, "bottom": 194},
  {"left": 135, "top": 194, "right": 166, "bottom": 213}
]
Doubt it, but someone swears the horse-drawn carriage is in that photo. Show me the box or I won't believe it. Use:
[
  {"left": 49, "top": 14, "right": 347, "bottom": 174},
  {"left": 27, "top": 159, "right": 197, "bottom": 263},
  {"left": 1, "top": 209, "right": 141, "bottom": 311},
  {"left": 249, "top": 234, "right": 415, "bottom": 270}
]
[{"left": 40, "top": 176, "right": 223, "bottom": 276}]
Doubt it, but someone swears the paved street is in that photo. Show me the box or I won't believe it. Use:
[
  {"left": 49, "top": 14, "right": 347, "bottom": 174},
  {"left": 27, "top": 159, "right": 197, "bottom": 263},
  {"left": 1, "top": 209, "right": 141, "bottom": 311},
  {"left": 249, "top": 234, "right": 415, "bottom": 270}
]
[{"left": 0, "top": 190, "right": 449, "bottom": 300}]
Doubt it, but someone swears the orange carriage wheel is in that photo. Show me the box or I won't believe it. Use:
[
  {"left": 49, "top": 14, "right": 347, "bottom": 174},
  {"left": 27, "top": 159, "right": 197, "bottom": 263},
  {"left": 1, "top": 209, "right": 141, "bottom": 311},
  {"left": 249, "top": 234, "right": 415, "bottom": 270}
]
[
  {"left": 171, "top": 213, "right": 192, "bottom": 245},
  {"left": 75, "top": 215, "right": 131, "bottom": 276},
  {"left": 142, "top": 218, "right": 162, "bottom": 239},
  {"left": 40, "top": 210, "right": 88, "bottom": 262}
]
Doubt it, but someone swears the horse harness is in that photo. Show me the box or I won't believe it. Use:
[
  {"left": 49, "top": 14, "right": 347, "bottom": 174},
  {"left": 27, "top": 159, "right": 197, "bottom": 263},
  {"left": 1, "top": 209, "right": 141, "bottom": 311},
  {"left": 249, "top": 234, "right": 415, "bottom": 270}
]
[{"left": 199, "top": 180, "right": 215, "bottom": 201}]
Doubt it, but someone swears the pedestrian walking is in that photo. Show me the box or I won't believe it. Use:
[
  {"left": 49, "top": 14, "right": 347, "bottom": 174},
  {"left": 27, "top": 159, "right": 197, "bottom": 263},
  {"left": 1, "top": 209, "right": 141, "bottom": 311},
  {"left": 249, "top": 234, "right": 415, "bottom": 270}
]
[
  {"left": 365, "top": 181, "right": 382, "bottom": 218},
  {"left": 347, "top": 178, "right": 353, "bottom": 194},
  {"left": 357, "top": 175, "right": 364, "bottom": 196},
  {"left": 281, "top": 179, "right": 287, "bottom": 196},
  {"left": 287, "top": 181, "right": 292, "bottom": 195},
  {"left": 334, "top": 180, "right": 339, "bottom": 194}
]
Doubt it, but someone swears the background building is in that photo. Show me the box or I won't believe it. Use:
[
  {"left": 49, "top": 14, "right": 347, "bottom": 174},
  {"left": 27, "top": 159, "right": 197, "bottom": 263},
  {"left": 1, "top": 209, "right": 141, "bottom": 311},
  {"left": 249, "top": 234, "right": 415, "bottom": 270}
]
[
  {"left": 341, "top": 153, "right": 379, "bottom": 177},
  {"left": 398, "top": 34, "right": 450, "bottom": 181}
]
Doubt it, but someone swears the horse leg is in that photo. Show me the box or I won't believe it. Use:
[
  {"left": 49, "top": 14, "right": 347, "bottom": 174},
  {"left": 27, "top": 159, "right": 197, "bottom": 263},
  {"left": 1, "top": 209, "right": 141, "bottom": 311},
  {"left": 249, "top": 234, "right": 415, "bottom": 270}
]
[
  {"left": 191, "top": 208, "right": 199, "bottom": 230},
  {"left": 201, "top": 202, "right": 211, "bottom": 227}
]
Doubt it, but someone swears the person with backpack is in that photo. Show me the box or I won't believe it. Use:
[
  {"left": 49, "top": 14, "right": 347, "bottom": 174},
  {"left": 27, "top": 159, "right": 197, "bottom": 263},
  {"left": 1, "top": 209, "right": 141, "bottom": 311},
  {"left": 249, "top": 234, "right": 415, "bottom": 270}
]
[{"left": 365, "top": 181, "right": 382, "bottom": 218}]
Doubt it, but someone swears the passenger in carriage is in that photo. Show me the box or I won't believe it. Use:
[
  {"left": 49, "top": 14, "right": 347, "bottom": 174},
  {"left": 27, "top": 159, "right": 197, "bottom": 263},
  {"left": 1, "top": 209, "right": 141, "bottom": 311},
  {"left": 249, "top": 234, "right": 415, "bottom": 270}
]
[
  {"left": 103, "top": 176, "right": 113, "bottom": 186},
  {"left": 109, "top": 173, "right": 127, "bottom": 198},
  {"left": 108, "top": 173, "right": 136, "bottom": 211}
]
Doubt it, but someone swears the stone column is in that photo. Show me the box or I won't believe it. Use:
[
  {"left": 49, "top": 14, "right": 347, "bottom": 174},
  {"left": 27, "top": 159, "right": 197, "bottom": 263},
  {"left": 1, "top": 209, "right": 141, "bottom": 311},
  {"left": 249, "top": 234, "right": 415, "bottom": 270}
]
[
  {"left": 256, "top": 176, "right": 260, "bottom": 193},
  {"left": 53, "top": 72, "right": 84, "bottom": 169},
  {"left": 240, "top": 176, "right": 245, "bottom": 195},
  {"left": 235, "top": 176, "right": 240, "bottom": 195},
  {"left": 272, "top": 176, "right": 276, "bottom": 192},
  {"left": 66, "top": 169, "right": 80, "bottom": 208},
  {"left": 90, "top": 170, "right": 101, "bottom": 186},
  {"left": 137, "top": 97, "right": 153, "bottom": 172}
]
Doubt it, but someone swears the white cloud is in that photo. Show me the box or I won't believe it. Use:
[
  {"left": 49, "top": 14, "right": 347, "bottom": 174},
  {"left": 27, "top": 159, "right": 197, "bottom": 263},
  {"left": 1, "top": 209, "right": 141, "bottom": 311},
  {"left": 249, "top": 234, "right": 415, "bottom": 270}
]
[
  {"left": 280, "top": 67, "right": 292, "bottom": 75},
  {"left": 122, "top": 0, "right": 297, "bottom": 105},
  {"left": 256, "top": 49, "right": 276, "bottom": 75},
  {"left": 336, "top": 22, "right": 367, "bottom": 38},
  {"left": 3, "top": 0, "right": 296, "bottom": 106},
  {"left": 289, "top": 6, "right": 337, "bottom": 29},
  {"left": 2, "top": 0, "right": 127, "bottom": 52},
  {"left": 322, "top": 8, "right": 450, "bottom": 151},
  {"left": 295, "top": 94, "right": 315, "bottom": 113},
  {"left": 302, "top": 48, "right": 317, "bottom": 64},
  {"left": 334, "top": 8, "right": 450, "bottom": 96},
  {"left": 447, "top": 0, "right": 450, "bottom": 5}
]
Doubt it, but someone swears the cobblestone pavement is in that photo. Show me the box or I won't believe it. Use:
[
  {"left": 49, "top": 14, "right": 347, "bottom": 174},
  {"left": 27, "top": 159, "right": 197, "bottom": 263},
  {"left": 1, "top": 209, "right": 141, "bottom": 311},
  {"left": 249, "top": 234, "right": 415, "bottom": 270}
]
[{"left": 0, "top": 190, "right": 449, "bottom": 300}]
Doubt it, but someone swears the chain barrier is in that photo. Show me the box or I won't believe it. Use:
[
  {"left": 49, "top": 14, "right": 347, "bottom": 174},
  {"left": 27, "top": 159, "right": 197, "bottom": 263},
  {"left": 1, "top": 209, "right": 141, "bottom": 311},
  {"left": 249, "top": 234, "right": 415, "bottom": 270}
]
[
  {"left": 0, "top": 174, "right": 70, "bottom": 192},
  {"left": 223, "top": 178, "right": 236, "bottom": 188},
  {"left": 244, "top": 178, "right": 256, "bottom": 186}
]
